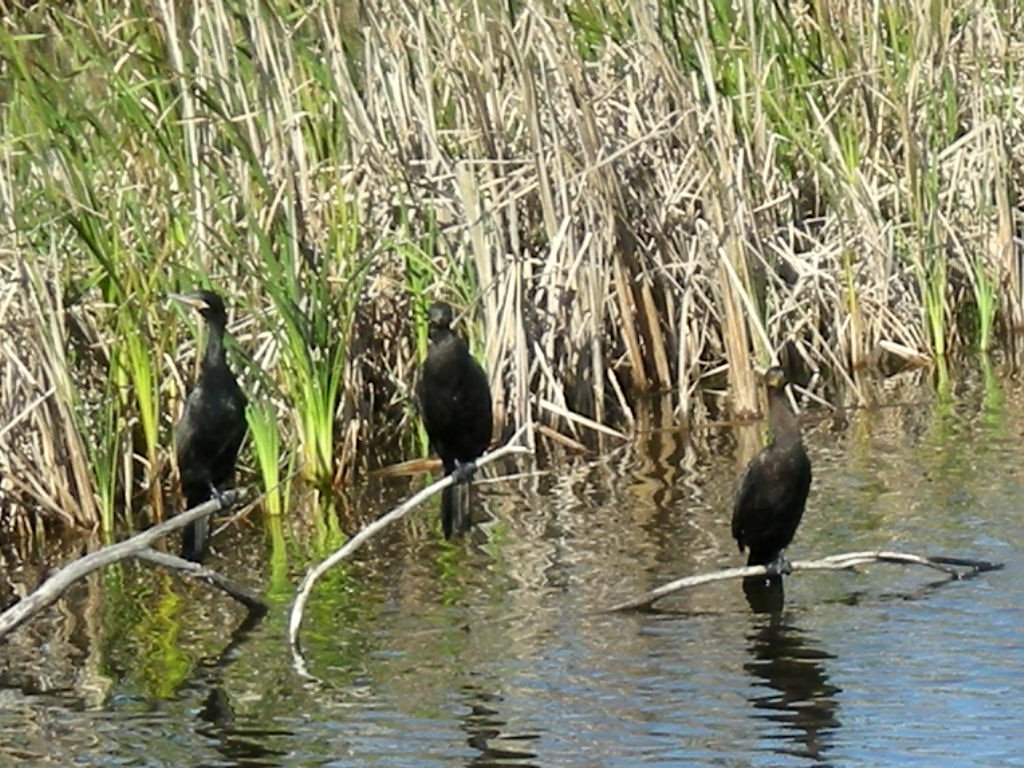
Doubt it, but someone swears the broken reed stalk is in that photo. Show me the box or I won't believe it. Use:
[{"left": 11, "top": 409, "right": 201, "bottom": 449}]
[
  {"left": 288, "top": 425, "right": 533, "bottom": 671},
  {"left": 605, "top": 550, "right": 1004, "bottom": 613},
  {"left": 538, "top": 398, "right": 630, "bottom": 441},
  {"left": 0, "top": 489, "right": 257, "bottom": 639}
]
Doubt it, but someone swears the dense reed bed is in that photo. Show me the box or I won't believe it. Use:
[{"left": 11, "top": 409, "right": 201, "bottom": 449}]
[{"left": 1, "top": 0, "right": 1022, "bottom": 533}]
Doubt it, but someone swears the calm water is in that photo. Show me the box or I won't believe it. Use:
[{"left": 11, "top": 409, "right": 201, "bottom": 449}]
[{"left": 2, "top": 370, "right": 1024, "bottom": 766}]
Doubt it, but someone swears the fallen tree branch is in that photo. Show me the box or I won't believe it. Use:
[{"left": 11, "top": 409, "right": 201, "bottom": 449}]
[
  {"left": 288, "top": 425, "right": 533, "bottom": 674},
  {"left": 135, "top": 548, "right": 267, "bottom": 615},
  {"left": 0, "top": 489, "right": 254, "bottom": 639},
  {"left": 605, "top": 550, "right": 1004, "bottom": 613}
]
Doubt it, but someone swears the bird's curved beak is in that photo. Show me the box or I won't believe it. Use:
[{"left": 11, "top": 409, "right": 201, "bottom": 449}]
[{"left": 168, "top": 292, "right": 210, "bottom": 311}]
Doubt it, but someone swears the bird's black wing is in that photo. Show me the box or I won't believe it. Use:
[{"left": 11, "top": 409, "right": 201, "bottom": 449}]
[
  {"left": 452, "top": 354, "right": 493, "bottom": 460},
  {"left": 731, "top": 444, "right": 811, "bottom": 553},
  {"left": 176, "top": 376, "right": 247, "bottom": 497}
]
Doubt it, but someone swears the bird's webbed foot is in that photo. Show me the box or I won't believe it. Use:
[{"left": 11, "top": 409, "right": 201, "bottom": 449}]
[
  {"left": 765, "top": 553, "right": 793, "bottom": 577},
  {"left": 208, "top": 483, "right": 229, "bottom": 507},
  {"left": 451, "top": 459, "right": 478, "bottom": 484}
]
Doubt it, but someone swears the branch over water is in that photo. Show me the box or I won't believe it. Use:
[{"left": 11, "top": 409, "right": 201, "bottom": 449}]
[
  {"left": 0, "top": 489, "right": 261, "bottom": 639},
  {"left": 604, "top": 550, "right": 1003, "bottom": 613},
  {"left": 288, "top": 425, "right": 534, "bottom": 677}
]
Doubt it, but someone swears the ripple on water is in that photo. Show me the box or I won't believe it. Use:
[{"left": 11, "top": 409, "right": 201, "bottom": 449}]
[{"left": 4, "top": 386, "right": 1024, "bottom": 766}]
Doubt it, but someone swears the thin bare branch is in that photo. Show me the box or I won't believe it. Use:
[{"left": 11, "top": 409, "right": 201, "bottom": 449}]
[
  {"left": 605, "top": 550, "right": 1003, "bottom": 612},
  {"left": 134, "top": 548, "right": 267, "bottom": 614},
  {"left": 0, "top": 489, "right": 252, "bottom": 639},
  {"left": 288, "top": 425, "right": 533, "bottom": 676}
]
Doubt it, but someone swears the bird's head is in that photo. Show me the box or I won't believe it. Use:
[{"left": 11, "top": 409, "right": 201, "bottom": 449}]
[
  {"left": 170, "top": 290, "right": 228, "bottom": 326},
  {"left": 427, "top": 301, "right": 454, "bottom": 331},
  {"left": 763, "top": 366, "right": 787, "bottom": 391}
]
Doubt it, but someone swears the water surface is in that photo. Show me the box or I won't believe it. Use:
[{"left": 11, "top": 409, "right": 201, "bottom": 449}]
[{"left": 2, "top": 370, "right": 1023, "bottom": 766}]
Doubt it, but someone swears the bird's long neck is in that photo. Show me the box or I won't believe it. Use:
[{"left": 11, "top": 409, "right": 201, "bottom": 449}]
[
  {"left": 768, "top": 386, "right": 800, "bottom": 445},
  {"left": 429, "top": 324, "right": 454, "bottom": 345},
  {"left": 202, "top": 320, "right": 228, "bottom": 373}
]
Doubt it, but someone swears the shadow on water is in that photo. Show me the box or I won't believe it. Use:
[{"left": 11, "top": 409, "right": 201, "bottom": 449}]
[{"left": 742, "top": 578, "right": 842, "bottom": 765}]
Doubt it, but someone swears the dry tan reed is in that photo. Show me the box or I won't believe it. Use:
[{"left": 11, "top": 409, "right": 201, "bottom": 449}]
[{"left": 1, "top": 0, "right": 1023, "bottom": 530}]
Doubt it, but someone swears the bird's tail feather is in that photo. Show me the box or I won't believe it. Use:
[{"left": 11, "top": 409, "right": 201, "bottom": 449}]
[
  {"left": 181, "top": 516, "right": 210, "bottom": 562},
  {"left": 441, "top": 482, "right": 473, "bottom": 539}
]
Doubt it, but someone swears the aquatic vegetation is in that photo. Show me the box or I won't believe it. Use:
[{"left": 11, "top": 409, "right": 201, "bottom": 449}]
[{"left": 1, "top": 0, "right": 1022, "bottom": 532}]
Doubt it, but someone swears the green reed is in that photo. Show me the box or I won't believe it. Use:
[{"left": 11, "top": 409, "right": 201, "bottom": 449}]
[
  {"left": 970, "top": 256, "right": 997, "bottom": 353},
  {"left": 247, "top": 400, "right": 290, "bottom": 519},
  {"left": 2, "top": 0, "right": 1024, "bottom": 538}
]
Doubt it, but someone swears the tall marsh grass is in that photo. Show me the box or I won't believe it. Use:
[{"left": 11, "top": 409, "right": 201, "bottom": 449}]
[{"left": 1, "top": 0, "right": 1022, "bottom": 532}]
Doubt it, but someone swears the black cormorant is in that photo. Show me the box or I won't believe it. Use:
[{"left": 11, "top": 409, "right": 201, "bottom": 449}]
[
  {"left": 731, "top": 366, "right": 811, "bottom": 574},
  {"left": 416, "top": 301, "right": 493, "bottom": 538},
  {"left": 171, "top": 290, "right": 247, "bottom": 562}
]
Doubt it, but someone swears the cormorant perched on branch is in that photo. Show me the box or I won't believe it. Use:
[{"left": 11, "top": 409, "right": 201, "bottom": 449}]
[
  {"left": 416, "top": 301, "right": 493, "bottom": 538},
  {"left": 171, "top": 290, "right": 247, "bottom": 562},
  {"left": 731, "top": 366, "right": 811, "bottom": 574}
]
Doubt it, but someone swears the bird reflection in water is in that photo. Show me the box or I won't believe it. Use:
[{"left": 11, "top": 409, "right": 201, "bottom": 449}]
[
  {"left": 196, "top": 684, "right": 290, "bottom": 768},
  {"left": 742, "top": 580, "right": 842, "bottom": 764},
  {"left": 460, "top": 682, "right": 540, "bottom": 767},
  {"left": 193, "top": 611, "right": 290, "bottom": 767}
]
